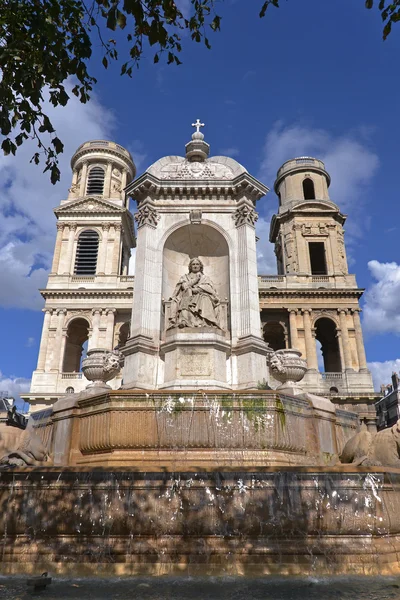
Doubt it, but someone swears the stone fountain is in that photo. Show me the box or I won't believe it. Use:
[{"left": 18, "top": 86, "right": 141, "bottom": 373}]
[
  {"left": 1, "top": 130, "right": 400, "bottom": 577},
  {"left": 1, "top": 345, "right": 400, "bottom": 576}
]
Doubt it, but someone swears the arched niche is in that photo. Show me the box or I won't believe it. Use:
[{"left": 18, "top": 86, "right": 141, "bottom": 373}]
[{"left": 162, "top": 223, "right": 230, "bottom": 314}]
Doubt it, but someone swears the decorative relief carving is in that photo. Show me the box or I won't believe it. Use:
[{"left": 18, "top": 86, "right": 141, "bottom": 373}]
[
  {"left": 284, "top": 232, "right": 298, "bottom": 273},
  {"left": 134, "top": 205, "right": 160, "bottom": 228},
  {"left": 190, "top": 210, "right": 202, "bottom": 224},
  {"left": 301, "top": 222, "right": 329, "bottom": 237},
  {"left": 160, "top": 160, "right": 234, "bottom": 180},
  {"left": 234, "top": 204, "right": 258, "bottom": 227}
]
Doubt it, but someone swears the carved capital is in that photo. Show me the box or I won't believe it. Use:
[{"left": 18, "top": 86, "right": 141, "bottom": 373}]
[
  {"left": 135, "top": 205, "right": 160, "bottom": 228},
  {"left": 233, "top": 204, "right": 258, "bottom": 227},
  {"left": 56, "top": 222, "right": 64, "bottom": 231}
]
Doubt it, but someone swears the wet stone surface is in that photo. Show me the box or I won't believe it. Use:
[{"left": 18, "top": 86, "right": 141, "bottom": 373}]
[{"left": 1, "top": 577, "right": 400, "bottom": 600}]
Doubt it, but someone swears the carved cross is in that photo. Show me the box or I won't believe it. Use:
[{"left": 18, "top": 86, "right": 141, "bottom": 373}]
[{"left": 192, "top": 119, "right": 205, "bottom": 133}]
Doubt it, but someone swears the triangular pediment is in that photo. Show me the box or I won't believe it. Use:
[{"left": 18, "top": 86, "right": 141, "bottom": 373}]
[{"left": 55, "top": 197, "right": 125, "bottom": 216}]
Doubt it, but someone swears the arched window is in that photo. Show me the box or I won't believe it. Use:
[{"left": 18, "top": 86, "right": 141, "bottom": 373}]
[
  {"left": 62, "top": 318, "right": 90, "bottom": 373},
  {"left": 303, "top": 177, "right": 315, "bottom": 200},
  {"left": 65, "top": 386, "right": 75, "bottom": 394},
  {"left": 86, "top": 166, "right": 105, "bottom": 195},
  {"left": 118, "top": 322, "right": 130, "bottom": 348},
  {"left": 315, "top": 318, "right": 342, "bottom": 373},
  {"left": 74, "top": 230, "right": 99, "bottom": 275},
  {"left": 263, "top": 321, "right": 286, "bottom": 351}
]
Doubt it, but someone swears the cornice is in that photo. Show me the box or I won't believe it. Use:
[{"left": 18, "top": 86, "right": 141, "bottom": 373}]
[
  {"left": 259, "top": 288, "right": 364, "bottom": 299},
  {"left": 126, "top": 171, "right": 268, "bottom": 202},
  {"left": 40, "top": 289, "right": 134, "bottom": 300}
]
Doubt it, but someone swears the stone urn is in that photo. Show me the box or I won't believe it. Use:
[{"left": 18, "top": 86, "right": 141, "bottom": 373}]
[
  {"left": 269, "top": 349, "right": 307, "bottom": 390},
  {"left": 81, "top": 348, "right": 123, "bottom": 389}
]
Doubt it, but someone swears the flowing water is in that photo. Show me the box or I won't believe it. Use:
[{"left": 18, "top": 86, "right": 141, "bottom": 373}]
[{"left": 2, "top": 576, "right": 400, "bottom": 599}]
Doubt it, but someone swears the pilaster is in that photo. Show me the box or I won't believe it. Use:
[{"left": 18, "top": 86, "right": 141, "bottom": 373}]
[
  {"left": 352, "top": 309, "right": 368, "bottom": 372},
  {"left": 338, "top": 309, "right": 353, "bottom": 371},
  {"left": 36, "top": 309, "right": 53, "bottom": 371},
  {"left": 303, "top": 309, "right": 318, "bottom": 370},
  {"left": 50, "top": 224, "right": 64, "bottom": 275},
  {"left": 51, "top": 309, "right": 67, "bottom": 371},
  {"left": 289, "top": 310, "right": 299, "bottom": 349}
]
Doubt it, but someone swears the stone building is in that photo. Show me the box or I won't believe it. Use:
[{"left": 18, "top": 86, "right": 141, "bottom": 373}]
[
  {"left": 375, "top": 373, "right": 400, "bottom": 430},
  {"left": 25, "top": 141, "right": 136, "bottom": 408},
  {"left": 23, "top": 128, "right": 377, "bottom": 422}
]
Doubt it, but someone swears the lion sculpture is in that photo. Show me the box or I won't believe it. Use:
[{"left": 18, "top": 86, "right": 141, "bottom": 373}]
[
  {"left": 340, "top": 419, "right": 400, "bottom": 467},
  {"left": 0, "top": 423, "right": 50, "bottom": 468}
]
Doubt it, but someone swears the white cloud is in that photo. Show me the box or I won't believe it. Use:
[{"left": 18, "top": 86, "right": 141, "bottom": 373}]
[
  {"left": 258, "top": 122, "right": 379, "bottom": 210},
  {"left": 257, "top": 122, "right": 379, "bottom": 267},
  {"left": 219, "top": 147, "right": 240, "bottom": 157},
  {"left": 368, "top": 359, "right": 400, "bottom": 391},
  {"left": 25, "top": 337, "right": 35, "bottom": 348},
  {"left": 0, "top": 372, "right": 31, "bottom": 405},
  {"left": 0, "top": 82, "right": 144, "bottom": 310},
  {"left": 363, "top": 260, "right": 400, "bottom": 334}
]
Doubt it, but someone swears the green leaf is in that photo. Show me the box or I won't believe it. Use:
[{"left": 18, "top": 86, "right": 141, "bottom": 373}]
[{"left": 52, "top": 137, "right": 64, "bottom": 154}]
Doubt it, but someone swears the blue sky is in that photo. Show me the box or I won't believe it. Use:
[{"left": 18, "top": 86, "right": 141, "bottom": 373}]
[{"left": 1, "top": 0, "right": 400, "bottom": 397}]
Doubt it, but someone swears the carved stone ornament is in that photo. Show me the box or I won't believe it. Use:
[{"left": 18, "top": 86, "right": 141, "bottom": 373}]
[
  {"left": 134, "top": 205, "right": 160, "bottom": 228},
  {"left": 81, "top": 348, "right": 124, "bottom": 389},
  {"left": 160, "top": 159, "right": 234, "bottom": 180},
  {"left": 269, "top": 349, "right": 307, "bottom": 389},
  {"left": 234, "top": 204, "right": 258, "bottom": 227}
]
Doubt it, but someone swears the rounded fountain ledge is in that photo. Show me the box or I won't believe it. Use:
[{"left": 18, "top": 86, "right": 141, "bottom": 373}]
[
  {"left": 269, "top": 348, "right": 307, "bottom": 389},
  {"left": 81, "top": 348, "right": 123, "bottom": 389}
]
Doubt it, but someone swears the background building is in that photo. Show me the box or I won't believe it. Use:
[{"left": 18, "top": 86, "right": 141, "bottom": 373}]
[{"left": 22, "top": 135, "right": 378, "bottom": 426}]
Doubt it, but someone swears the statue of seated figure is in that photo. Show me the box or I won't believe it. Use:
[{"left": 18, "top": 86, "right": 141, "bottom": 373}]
[{"left": 168, "top": 257, "right": 222, "bottom": 330}]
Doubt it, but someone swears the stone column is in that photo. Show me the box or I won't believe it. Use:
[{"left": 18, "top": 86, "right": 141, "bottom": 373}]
[
  {"left": 105, "top": 162, "right": 112, "bottom": 197},
  {"left": 303, "top": 309, "right": 318, "bottom": 370},
  {"left": 111, "top": 223, "right": 122, "bottom": 275},
  {"left": 36, "top": 309, "right": 53, "bottom": 371},
  {"left": 64, "top": 223, "right": 77, "bottom": 274},
  {"left": 352, "top": 309, "right": 369, "bottom": 372},
  {"left": 90, "top": 309, "right": 102, "bottom": 348},
  {"left": 50, "top": 223, "right": 64, "bottom": 275},
  {"left": 289, "top": 310, "right": 299, "bottom": 349},
  {"left": 58, "top": 328, "right": 68, "bottom": 372},
  {"left": 339, "top": 309, "right": 353, "bottom": 371},
  {"left": 105, "top": 309, "right": 116, "bottom": 349},
  {"left": 51, "top": 309, "right": 66, "bottom": 371},
  {"left": 79, "top": 161, "right": 88, "bottom": 196},
  {"left": 97, "top": 223, "right": 110, "bottom": 275},
  {"left": 121, "top": 169, "right": 127, "bottom": 195}
]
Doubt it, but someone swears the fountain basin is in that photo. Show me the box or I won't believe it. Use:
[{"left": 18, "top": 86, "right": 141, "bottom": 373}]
[{"left": 1, "top": 466, "right": 400, "bottom": 576}]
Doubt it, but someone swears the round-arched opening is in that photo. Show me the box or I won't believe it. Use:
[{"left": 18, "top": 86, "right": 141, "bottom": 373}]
[
  {"left": 303, "top": 177, "right": 315, "bottom": 200},
  {"left": 118, "top": 321, "right": 130, "bottom": 348},
  {"left": 163, "top": 224, "right": 229, "bottom": 300},
  {"left": 263, "top": 321, "right": 286, "bottom": 351},
  {"left": 65, "top": 386, "right": 75, "bottom": 394},
  {"left": 74, "top": 230, "right": 99, "bottom": 275},
  {"left": 315, "top": 317, "right": 342, "bottom": 373},
  {"left": 86, "top": 166, "right": 105, "bottom": 195},
  {"left": 330, "top": 386, "right": 339, "bottom": 394},
  {"left": 62, "top": 318, "right": 90, "bottom": 373},
  {"left": 162, "top": 224, "right": 230, "bottom": 331}
]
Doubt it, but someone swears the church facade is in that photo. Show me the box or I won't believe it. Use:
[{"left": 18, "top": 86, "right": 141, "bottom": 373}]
[{"left": 22, "top": 126, "right": 377, "bottom": 425}]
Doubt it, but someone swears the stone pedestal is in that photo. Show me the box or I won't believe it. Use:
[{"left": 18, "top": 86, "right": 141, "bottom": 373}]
[{"left": 160, "top": 329, "right": 230, "bottom": 390}]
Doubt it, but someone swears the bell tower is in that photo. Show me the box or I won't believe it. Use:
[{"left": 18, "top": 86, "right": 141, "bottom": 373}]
[
  {"left": 271, "top": 157, "right": 348, "bottom": 278},
  {"left": 25, "top": 140, "right": 136, "bottom": 411},
  {"left": 261, "top": 156, "right": 374, "bottom": 407}
]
